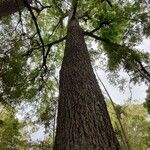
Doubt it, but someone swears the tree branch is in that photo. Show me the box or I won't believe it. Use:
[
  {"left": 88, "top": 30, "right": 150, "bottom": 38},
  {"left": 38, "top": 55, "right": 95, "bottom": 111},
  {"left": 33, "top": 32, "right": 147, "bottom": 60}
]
[
  {"left": 84, "top": 31, "right": 110, "bottom": 43},
  {"left": 42, "top": 36, "right": 66, "bottom": 68},
  {"left": 136, "top": 60, "right": 150, "bottom": 81},
  {"left": 87, "top": 20, "right": 112, "bottom": 34},
  {"left": 23, "top": 0, "right": 45, "bottom": 62},
  {"left": 84, "top": 32, "right": 150, "bottom": 83},
  {"left": 45, "top": 36, "right": 66, "bottom": 58},
  {"left": 72, "top": 0, "right": 78, "bottom": 17}
]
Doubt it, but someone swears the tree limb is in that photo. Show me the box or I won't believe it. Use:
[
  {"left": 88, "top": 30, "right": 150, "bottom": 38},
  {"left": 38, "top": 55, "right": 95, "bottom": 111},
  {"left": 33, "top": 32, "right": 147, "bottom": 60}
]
[
  {"left": 84, "top": 31, "right": 110, "bottom": 43},
  {"left": 42, "top": 36, "right": 66, "bottom": 68},
  {"left": 23, "top": 0, "right": 45, "bottom": 62},
  {"left": 84, "top": 32, "right": 150, "bottom": 83},
  {"left": 86, "top": 20, "right": 112, "bottom": 34},
  {"left": 45, "top": 36, "right": 66, "bottom": 58}
]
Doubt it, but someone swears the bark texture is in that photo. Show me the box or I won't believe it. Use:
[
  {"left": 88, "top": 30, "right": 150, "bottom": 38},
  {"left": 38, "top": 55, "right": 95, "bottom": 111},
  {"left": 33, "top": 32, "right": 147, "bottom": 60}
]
[{"left": 54, "top": 17, "right": 120, "bottom": 150}]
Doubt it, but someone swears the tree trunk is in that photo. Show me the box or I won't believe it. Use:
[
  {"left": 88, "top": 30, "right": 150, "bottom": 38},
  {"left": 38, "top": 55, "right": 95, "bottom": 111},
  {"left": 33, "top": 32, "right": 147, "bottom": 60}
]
[{"left": 54, "top": 16, "right": 120, "bottom": 150}]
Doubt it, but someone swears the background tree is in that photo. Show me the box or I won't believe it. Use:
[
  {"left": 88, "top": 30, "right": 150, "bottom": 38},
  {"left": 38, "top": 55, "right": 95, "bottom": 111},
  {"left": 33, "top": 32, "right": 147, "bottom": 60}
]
[
  {"left": 0, "top": 105, "right": 28, "bottom": 150},
  {"left": 107, "top": 102, "right": 150, "bottom": 150},
  {"left": 144, "top": 86, "right": 150, "bottom": 114}
]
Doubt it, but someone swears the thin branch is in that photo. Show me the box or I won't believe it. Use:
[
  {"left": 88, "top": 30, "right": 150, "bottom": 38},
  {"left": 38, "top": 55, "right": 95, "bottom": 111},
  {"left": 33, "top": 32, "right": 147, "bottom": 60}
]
[
  {"left": 127, "top": 74, "right": 133, "bottom": 102},
  {"left": 87, "top": 20, "right": 112, "bottom": 34},
  {"left": 84, "top": 31, "right": 110, "bottom": 43},
  {"left": 136, "top": 60, "right": 150, "bottom": 80},
  {"left": 34, "top": 0, "right": 51, "bottom": 11},
  {"left": 42, "top": 36, "right": 66, "bottom": 68},
  {"left": 48, "top": 14, "right": 68, "bottom": 38},
  {"left": 78, "top": 11, "right": 91, "bottom": 22},
  {"left": 25, "top": 36, "right": 66, "bottom": 57},
  {"left": 135, "top": 65, "right": 150, "bottom": 82},
  {"left": 85, "top": 32, "right": 150, "bottom": 83},
  {"left": 48, "top": 22, "right": 61, "bottom": 38},
  {"left": 45, "top": 36, "right": 66, "bottom": 57},
  {"left": 23, "top": 0, "right": 45, "bottom": 62}
]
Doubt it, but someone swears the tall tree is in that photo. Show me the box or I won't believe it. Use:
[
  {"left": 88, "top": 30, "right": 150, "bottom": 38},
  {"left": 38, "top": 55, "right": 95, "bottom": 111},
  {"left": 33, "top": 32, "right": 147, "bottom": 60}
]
[
  {"left": 54, "top": 12, "right": 120, "bottom": 149},
  {"left": 0, "top": 0, "right": 150, "bottom": 149}
]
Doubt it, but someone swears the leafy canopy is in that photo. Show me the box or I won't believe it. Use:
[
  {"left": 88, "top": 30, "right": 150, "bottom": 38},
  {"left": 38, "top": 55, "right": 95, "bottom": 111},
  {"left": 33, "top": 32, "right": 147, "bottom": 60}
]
[{"left": 0, "top": 0, "right": 150, "bottom": 135}]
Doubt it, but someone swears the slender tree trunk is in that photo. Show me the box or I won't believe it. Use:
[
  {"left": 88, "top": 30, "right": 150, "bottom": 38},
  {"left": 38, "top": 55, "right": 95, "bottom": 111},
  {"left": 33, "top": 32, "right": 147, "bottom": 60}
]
[{"left": 54, "top": 16, "right": 120, "bottom": 150}]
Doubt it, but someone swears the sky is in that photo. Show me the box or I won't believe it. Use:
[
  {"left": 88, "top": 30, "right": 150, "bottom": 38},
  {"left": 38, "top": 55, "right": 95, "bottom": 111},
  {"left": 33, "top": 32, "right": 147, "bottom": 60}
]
[
  {"left": 96, "top": 38, "right": 150, "bottom": 104},
  {"left": 96, "top": 69, "right": 147, "bottom": 104}
]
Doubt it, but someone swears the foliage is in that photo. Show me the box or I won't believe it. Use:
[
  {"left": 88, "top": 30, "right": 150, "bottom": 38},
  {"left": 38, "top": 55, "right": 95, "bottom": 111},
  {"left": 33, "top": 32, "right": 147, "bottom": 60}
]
[
  {"left": 0, "top": 0, "right": 149, "bottom": 111},
  {"left": 107, "top": 101, "right": 150, "bottom": 150},
  {"left": 0, "top": 105, "right": 28, "bottom": 150},
  {"left": 144, "top": 86, "right": 150, "bottom": 114},
  {"left": 0, "top": 0, "right": 150, "bottom": 148},
  {"left": 29, "top": 137, "right": 54, "bottom": 150}
]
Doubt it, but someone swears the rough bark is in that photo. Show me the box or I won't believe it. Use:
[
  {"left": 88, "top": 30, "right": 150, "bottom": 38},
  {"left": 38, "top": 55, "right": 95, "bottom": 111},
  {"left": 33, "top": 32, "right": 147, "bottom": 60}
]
[{"left": 54, "top": 16, "right": 120, "bottom": 150}]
